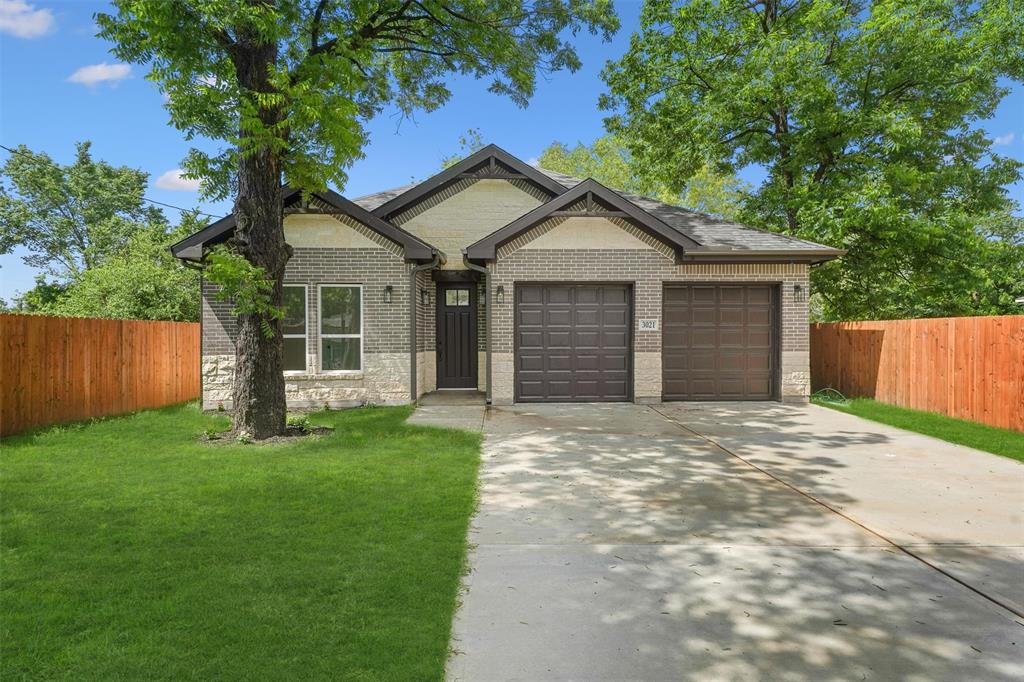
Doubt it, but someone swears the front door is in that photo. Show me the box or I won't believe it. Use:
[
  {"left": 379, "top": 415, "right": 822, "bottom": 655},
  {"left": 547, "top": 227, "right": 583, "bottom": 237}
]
[{"left": 436, "top": 282, "right": 478, "bottom": 389}]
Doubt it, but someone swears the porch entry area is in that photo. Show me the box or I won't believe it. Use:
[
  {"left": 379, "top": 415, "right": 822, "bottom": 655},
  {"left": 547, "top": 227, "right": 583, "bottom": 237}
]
[{"left": 435, "top": 280, "right": 478, "bottom": 389}]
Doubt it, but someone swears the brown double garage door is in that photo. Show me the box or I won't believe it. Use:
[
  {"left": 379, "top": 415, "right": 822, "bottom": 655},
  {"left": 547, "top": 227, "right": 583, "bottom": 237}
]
[{"left": 515, "top": 282, "right": 778, "bottom": 402}]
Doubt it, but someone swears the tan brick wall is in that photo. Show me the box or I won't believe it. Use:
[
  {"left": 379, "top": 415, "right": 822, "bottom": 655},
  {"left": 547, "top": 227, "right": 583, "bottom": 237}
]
[
  {"left": 393, "top": 179, "right": 544, "bottom": 269},
  {"left": 489, "top": 238, "right": 811, "bottom": 404},
  {"left": 201, "top": 216, "right": 418, "bottom": 407}
]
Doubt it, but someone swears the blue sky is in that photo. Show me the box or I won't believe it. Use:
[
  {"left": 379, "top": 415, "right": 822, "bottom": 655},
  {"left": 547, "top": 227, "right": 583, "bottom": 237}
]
[{"left": 1, "top": 0, "right": 1022, "bottom": 301}]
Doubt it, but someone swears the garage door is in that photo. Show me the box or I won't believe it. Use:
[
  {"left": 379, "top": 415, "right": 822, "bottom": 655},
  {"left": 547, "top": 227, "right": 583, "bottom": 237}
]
[
  {"left": 516, "top": 283, "right": 632, "bottom": 402},
  {"left": 662, "top": 284, "right": 777, "bottom": 400}
]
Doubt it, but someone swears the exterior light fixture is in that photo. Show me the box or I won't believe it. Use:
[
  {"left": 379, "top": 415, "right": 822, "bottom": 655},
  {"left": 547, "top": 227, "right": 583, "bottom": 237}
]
[
  {"left": 384, "top": 285, "right": 393, "bottom": 304},
  {"left": 495, "top": 285, "right": 505, "bottom": 304},
  {"left": 794, "top": 283, "right": 805, "bottom": 302},
  {"left": 420, "top": 288, "right": 429, "bottom": 306}
]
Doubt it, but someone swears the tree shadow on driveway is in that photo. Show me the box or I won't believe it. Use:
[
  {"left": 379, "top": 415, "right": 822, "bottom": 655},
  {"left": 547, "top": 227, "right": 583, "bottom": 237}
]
[{"left": 448, "top": 404, "right": 1023, "bottom": 682}]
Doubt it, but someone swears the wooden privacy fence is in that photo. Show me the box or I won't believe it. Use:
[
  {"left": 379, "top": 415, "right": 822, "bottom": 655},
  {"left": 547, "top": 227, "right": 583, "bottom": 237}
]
[
  {"left": 810, "top": 316, "right": 1024, "bottom": 432},
  {"left": 1, "top": 314, "right": 200, "bottom": 437}
]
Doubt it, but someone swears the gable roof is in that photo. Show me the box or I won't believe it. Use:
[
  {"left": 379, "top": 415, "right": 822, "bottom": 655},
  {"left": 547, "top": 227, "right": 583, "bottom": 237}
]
[
  {"left": 534, "top": 168, "right": 844, "bottom": 260},
  {"left": 355, "top": 163, "right": 844, "bottom": 262},
  {"left": 170, "top": 187, "right": 436, "bottom": 262},
  {"left": 369, "top": 144, "right": 567, "bottom": 220},
  {"left": 464, "top": 178, "right": 701, "bottom": 261}
]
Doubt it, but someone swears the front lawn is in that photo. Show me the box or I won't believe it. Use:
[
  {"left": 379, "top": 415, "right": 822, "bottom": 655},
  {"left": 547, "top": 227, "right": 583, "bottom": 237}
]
[
  {"left": 813, "top": 397, "right": 1024, "bottom": 463},
  {"left": 1, "top": 404, "right": 480, "bottom": 681}
]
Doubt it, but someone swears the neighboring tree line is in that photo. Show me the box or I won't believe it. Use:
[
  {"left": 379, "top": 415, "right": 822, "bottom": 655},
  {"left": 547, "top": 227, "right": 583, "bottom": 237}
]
[
  {"left": 0, "top": 142, "right": 203, "bottom": 321},
  {"left": 589, "top": 0, "right": 1024, "bottom": 321}
]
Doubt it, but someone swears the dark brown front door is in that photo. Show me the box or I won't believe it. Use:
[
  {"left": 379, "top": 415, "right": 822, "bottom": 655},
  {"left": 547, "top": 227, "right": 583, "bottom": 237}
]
[
  {"left": 436, "top": 283, "right": 478, "bottom": 389},
  {"left": 515, "top": 283, "right": 632, "bottom": 402},
  {"left": 662, "top": 283, "right": 778, "bottom": 400}
]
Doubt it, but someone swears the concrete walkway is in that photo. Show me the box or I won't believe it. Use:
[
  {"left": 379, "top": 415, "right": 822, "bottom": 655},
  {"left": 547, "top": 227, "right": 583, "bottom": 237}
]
[
  {"left": 446, "top": 403, "right": 1024, "bottom": 682},
  {"left": 407, "top": 391, "right": 487, "bottom": 432}
]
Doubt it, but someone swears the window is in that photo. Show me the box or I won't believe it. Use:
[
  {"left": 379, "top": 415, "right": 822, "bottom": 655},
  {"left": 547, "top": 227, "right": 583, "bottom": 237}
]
[
  {"left": 282, "top": 285, "right": 307, "bottom": 372},
  {"left": 445, "top": 289, "right": 470, "bottom": 306},
  {"left": 319, "top": 285, "right": 362, "bottom": 372}
]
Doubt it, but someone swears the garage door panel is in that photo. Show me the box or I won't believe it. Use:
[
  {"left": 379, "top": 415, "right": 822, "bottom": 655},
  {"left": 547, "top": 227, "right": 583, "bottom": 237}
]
[
  {"left": 692, "top": 286, "right": 716, "bottom": 303},
  {"left": 574, "top": 330, "right": 600, "bottom": 348},
  {"left": 719, "top": 329, "right": 744, "bottom": 347},
  {"left": 663, "top": 284, "right": 777, "bottom": 400},
  {"left": 747, "top": 286, "right": 772, "bottom": 304},
  {"left": 519, "top": 331, "right": 544, "bottom": 349},
  {"left": 602, "top": 308, "right": 630, "bottom": 326},
  {"left": 546, "top": 308, "right": 572, "bottom": 326},
  {"left": 546, "top": 330, "right": 571, "bottom": 347},
  {"left": 692, "top": 308, "right": 717, "bottom": 325},
  {"left": 516, "top": 283, "right": 632, "bottom": 402},
  {"left": 692, "top": 329, "right": 717, "bottom": 347}
]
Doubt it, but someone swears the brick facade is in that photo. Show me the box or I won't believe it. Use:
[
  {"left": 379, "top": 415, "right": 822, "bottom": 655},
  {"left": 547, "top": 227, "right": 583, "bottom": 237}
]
[
  {"left": 201, "top": 182, "right": 816, "bottom": 409},
  {"left": 487, "top": 218, "right": 811, "bottom": 405},
  {"left": 201, "top": 234, "right": 417, "bottom": 408}
]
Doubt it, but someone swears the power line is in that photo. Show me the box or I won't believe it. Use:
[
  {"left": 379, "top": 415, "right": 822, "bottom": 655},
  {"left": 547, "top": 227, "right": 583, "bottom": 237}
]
[{"left": 0, "top": 143, "right": 227, "bottom": 219}]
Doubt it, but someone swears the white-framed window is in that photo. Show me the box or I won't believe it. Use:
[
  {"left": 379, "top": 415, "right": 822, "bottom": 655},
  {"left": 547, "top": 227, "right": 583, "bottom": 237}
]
[
  {"left": 318, "top": 284, "right": 362, "bottom": 373},
  {"left": 282, "top": 284, "right": 307, "bottom": 373}
]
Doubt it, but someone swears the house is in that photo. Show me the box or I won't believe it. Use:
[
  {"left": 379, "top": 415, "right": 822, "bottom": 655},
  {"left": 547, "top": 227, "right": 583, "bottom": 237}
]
[{"left": 172, "top": 144, "right": 844, "bottom": 408}]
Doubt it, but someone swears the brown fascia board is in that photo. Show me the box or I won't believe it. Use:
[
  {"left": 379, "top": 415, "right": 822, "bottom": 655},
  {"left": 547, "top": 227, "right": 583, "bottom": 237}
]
[
  {"left": 464, "top": 178, "right": 702, "bottom": 261},
  {"left": 370, "top": 144, "right": 567, "bottom": 220},
  {"left": 678, "top": 248, "right": 847, "bottom": 265},
  {"left": 169, "top": 186, "right": 437, "bottom": 262}
]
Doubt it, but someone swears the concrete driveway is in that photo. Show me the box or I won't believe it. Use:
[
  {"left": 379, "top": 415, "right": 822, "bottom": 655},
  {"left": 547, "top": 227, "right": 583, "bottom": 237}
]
[{"left": 446, "top": 403, "right": 1024, "bottom": 682}]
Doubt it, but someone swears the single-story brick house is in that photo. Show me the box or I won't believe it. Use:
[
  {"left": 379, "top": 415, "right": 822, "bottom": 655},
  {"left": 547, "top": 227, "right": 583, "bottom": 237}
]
[{"left": 172, "top": 144, "right": 843, "bottom": 408}]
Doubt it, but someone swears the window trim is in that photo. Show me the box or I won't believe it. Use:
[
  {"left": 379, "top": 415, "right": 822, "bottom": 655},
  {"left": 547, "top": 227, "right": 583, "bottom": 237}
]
[
  {"left": 282, "top": 283, "right": 308, "bottom": 374},
  {"left": 317, "top": 283, "right": 363, "bottom": 374}
]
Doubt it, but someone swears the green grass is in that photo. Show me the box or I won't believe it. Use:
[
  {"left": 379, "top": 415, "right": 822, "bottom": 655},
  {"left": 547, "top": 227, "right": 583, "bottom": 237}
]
[
  {"left": 1, "top": 403, "right": 481, "bottom": 681},
  {"left": 813, "top": 397, "right": 1024, "bottom": 463}
]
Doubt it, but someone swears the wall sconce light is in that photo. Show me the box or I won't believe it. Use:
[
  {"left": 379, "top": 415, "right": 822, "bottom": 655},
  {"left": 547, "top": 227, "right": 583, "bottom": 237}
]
[
  {"left": 495, "top": 285, "right": 505, "bottom": 304},
  {"left": 420, "top": 288, "right": 429, "bottom": 306},
  {"left": 384, "top": 285, "right": 393, "bottom": 304},
  {"left": 794, "top": 283, "right": 805, "bottom": 302}
]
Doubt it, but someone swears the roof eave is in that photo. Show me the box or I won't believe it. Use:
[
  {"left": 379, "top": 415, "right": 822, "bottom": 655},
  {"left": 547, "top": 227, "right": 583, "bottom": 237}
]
[{"left": 679, "top": 249, "right": 846, "bottom": 264}]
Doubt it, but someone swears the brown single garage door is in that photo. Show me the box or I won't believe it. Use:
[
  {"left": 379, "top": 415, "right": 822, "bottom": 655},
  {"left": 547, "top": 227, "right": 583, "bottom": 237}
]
[
  {"left": 662, "top": 284, "right": 777, "bottom": 400},
  {"left": 516, "top": 283, "right": 632, "bottom": 402}
]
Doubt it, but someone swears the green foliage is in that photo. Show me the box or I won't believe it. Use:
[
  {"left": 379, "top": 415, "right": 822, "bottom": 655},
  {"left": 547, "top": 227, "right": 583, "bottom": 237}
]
[
  {"left": 538, "top": 134, "right": 749, "bottom": 218},
  {"left": 815, "top": 398, "right": 1024, "bottom": 462},
  {"left": 286, "top": 413, "right": 311, "bottom": 430},
  {"left": 441, "top": 128, "right": 486, "bottom": 169},
  {"left": 203, "top": 244, "right": 282, "bottom": 337},
  {"left": 38, "top": 215, "right": 203, "bottom": 322},
  {"left": 603, "top": 0, "right": 1024, "bottom": 320},
  {"left": 97, "top": 1, "right": 620, "bottom": 201},
  {"left": 0, "top": 142, "right": 165, "bottom": 278}
]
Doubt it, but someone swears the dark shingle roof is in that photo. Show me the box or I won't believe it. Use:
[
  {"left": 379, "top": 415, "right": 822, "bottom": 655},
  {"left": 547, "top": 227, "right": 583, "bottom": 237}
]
[
  {"left": 534, "top": 168, "right": 838, "bottom": 254},
  {"left": 352, "top": 166, "right": 843, "bottom": 256}
]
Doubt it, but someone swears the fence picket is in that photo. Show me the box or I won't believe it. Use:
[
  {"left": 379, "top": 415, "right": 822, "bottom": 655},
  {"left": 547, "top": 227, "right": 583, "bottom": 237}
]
[
  {"left": 810, "top": 315, "right": 1024, "bottom": 432},
  {"left": 0, "top": 315, "right": 200, "bottom": 437}
]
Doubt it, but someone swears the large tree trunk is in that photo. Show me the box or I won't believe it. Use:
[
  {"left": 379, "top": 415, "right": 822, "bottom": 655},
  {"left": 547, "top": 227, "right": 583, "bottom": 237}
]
[{"left": 229, "top": 21, "right": 291, "bottom": 440}]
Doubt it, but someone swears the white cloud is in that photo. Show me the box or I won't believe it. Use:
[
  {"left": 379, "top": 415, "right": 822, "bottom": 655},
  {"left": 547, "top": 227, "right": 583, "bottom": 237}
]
[
  {"left": 67, "top": 62, "right": 131, "bottom": 87},
  {"left": 527, "top": 157, "right": 540, "bottom": 167},
  {"left": 993, "top": 132, "right": 1015, "bottom": 146},
  {"left": 0, "top": 0, "right": 54, "bottom": 38},
  {"left": 154, "top": 169, "right": 202, "bottom": 192}
]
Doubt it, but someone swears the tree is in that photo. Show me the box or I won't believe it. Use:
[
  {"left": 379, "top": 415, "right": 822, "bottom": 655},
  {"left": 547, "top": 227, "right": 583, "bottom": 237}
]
[
  {"left": 98, "top": 0, "right": 618, "bottom": 439},
  {"left": 0, "top": 142, "right": 165, "bottom": 279},
  {"left": 538, "top": 134, "right": 748, "bottom": 218},
  {"left": 602, "top": 0, "right": 1024, "bottom": 319},
  {"left": 39, "top": 215, "right": 204, "bottom": 322},
  {"left": 441, "top": 128, "right": 486, "bottom": 168}
]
